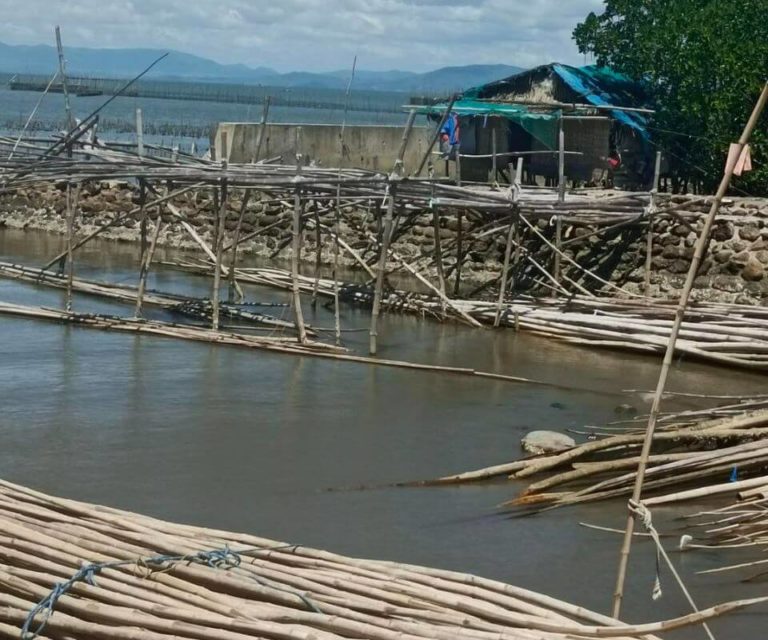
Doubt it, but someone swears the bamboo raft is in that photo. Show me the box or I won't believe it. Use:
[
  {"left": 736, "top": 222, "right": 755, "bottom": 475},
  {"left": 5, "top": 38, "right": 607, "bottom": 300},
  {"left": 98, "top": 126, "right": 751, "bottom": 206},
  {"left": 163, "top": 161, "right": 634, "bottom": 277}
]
[{"left": 0, "top": 478, "right": 763, "bottom": 640}]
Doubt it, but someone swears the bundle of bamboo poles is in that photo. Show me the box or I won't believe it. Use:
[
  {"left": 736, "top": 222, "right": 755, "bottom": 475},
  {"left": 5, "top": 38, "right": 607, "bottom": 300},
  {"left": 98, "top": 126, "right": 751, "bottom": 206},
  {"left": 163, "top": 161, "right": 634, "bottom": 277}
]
[
  {"left": 679, "top": 489, "right": 768, "bottom": 578},
  {"left": 418, "top": 405, "right": 768, "bottom": 513},
  {"left": 0, "top": 478, "right": 762, "bottom": 640},
  {"left": 168, "top": 259, "right": 768, "bottom": 371}
]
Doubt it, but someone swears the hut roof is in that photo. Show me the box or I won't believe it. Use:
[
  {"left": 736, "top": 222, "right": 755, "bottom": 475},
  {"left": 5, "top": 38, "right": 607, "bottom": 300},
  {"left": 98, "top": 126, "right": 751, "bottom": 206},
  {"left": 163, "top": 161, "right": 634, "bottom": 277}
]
[{"left": 415, "top": 63, "right": 650, "bottom": 147}]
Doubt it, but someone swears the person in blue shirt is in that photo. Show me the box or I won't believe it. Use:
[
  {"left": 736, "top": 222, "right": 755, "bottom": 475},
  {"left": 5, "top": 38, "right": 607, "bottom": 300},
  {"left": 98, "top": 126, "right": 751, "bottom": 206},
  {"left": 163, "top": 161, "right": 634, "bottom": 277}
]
[{"left": 439, "top": 113, "right": 460, "bottom": 159}]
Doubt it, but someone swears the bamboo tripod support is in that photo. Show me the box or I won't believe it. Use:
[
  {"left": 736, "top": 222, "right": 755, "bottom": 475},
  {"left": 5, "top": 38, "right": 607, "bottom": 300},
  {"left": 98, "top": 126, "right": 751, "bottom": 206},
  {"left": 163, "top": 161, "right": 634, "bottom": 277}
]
[{"left": 611, "top": 81, "right": 768, "bottom": 618}]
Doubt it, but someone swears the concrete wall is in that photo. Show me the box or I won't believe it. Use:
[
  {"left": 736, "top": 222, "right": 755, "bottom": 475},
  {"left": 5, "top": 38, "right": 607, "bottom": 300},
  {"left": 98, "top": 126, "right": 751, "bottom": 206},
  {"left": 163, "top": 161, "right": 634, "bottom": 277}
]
[{"left": 214, "top": 123, "right": 433, "bottom": 174}]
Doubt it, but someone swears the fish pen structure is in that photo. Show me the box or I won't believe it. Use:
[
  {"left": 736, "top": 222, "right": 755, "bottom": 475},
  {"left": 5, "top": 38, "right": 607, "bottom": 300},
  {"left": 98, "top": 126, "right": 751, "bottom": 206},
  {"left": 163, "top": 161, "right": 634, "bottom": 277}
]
[{"left": 1, "top": 114, "right": 768, "bottom": 372}]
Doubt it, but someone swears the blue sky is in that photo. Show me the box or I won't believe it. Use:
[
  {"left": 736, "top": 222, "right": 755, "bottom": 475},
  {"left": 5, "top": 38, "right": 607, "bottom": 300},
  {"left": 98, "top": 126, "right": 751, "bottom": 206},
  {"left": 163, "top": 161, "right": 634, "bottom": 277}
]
[{"left": 0, "top": 0, "right": 604, "bottom": 72}]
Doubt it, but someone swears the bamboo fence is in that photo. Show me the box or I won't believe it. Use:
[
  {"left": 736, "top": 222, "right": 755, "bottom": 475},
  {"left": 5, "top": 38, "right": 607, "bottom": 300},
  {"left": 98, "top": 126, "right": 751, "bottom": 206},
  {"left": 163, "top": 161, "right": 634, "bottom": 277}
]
[{"left": 0, "top": 478, "right": 763, "bottom": 640}]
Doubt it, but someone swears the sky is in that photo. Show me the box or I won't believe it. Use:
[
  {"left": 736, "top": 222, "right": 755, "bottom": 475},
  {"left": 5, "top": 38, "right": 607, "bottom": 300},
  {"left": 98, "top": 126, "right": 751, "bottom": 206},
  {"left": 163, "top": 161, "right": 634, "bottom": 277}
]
[{"left": 0, "top": 0, "right": 604, "bottom": 73}]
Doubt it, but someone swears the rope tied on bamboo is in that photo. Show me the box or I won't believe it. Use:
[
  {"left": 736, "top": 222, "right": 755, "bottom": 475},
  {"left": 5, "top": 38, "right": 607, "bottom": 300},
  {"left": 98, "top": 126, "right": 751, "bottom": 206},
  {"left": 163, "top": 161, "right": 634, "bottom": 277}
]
[
  {"left": 20, "top": 543, "right": 320, "bottom": 640},
  {"left": 628, "top": 499, "right": 663, "bottom": 601}
]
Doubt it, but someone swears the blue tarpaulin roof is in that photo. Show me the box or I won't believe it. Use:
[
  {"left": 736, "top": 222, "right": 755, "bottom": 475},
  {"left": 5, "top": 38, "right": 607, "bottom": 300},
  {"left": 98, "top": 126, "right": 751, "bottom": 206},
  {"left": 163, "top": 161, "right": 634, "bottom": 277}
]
[{"left": 415, "top": 64, "right": 650, "bottom": 148}]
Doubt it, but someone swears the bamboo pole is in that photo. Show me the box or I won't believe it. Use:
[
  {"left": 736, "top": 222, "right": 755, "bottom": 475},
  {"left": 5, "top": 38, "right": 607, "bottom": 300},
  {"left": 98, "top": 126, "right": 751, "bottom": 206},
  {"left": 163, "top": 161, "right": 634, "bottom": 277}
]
[
  {"left": 431, "top": 199, "right": 447, "bottom": 314},
  {"left": 494, "top": 159, "right": 523, "bottom": 327},
  {"left": 611, "top": 82, "right": 768, "bottom": 619},
  {"left": 291, "top": 151, "right": 308, "bottom": 344},
  {"left": 552, "top": 214, "right": 562, "bottom": 297},
  {"left": 227, "top": 191, "right": 251, "bottom": 304},
  {"left": 54, "top": 26, "right": 74, "bottom": 132},
  {"left": 211, "top": 133, "right": 229, "bottom": 332},
  {"left": 134, "top": 209, "right": 163, "bottom": 318},
  {"left": 63, "top": 183, "right": 81, "bottom": 313},
  {"left": 135, "top": 108, "right": 144, "bottom": 159},
  {"left": 643, "top": 152, "right": 662, "bottom": 297},
  {"left": 557, "top": 118, "right": 565, "bottom": 203},
  {"left": 369, "top": 185, "right": 397, "bottom": 355},
  {"left": 251, "top": 96, "right": 271, "bottom": 164},
  {"left": 453, "top": 209, "right": 463, "bottom": 297}
]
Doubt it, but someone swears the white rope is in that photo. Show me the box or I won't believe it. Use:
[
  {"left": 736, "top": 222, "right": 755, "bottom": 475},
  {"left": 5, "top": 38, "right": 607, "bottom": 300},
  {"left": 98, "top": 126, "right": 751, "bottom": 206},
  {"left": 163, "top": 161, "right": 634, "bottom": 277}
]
[{"left": 629, "top": 499, "right": 717, "bottom": 640}]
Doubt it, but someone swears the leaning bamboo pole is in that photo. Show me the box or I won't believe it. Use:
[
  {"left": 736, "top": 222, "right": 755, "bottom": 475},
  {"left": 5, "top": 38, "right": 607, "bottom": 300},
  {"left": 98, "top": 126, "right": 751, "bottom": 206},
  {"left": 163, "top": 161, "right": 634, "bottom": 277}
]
[{"left": 612, "top": 82, "right": 768, "bottom": 618}]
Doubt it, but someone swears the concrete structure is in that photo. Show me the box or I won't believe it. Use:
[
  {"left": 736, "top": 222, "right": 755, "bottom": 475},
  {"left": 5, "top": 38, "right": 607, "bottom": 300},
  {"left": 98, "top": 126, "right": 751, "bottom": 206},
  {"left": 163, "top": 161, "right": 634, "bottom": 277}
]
[{"left": 214, "top": 123, "right": 433, "bottom": 174}]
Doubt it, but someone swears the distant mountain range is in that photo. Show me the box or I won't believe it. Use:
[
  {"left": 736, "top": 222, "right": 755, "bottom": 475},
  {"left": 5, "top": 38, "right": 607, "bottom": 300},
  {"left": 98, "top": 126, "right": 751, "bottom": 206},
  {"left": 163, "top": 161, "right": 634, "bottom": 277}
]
[{"left": 0, "top": 41, "right": 522, "bottom": 93}]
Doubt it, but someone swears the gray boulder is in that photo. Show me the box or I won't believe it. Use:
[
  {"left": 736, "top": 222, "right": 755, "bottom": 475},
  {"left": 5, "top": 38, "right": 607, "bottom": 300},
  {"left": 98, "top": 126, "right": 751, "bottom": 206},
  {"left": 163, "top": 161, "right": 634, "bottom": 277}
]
[{"left": 521, "top": 431, "right": 576, "bottom": 455}]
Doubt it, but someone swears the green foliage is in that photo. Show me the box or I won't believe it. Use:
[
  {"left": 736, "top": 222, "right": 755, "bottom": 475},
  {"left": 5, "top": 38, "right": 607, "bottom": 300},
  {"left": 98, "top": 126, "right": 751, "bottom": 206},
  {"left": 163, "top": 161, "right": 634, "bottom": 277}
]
[{"left": 574, "top": 0, "right": 768, "bottom": 194}]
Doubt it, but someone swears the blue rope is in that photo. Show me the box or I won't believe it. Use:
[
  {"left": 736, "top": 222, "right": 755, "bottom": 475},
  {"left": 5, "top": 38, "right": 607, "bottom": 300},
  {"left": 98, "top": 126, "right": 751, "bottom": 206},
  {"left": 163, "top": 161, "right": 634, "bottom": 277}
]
[{"left": 21, "top": 545, "right": 244, "bottom": 640}]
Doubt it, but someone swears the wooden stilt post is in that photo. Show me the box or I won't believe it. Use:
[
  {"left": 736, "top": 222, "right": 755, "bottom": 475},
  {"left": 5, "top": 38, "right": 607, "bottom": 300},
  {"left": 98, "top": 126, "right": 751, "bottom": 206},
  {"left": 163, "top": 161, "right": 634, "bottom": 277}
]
[
  {"left": 135, "top": 108, "right": 144, "bottom": 158},
  {"left": 134, "top": 206, "right": 163, "bottom": 318},
  {"left": 455, "top": 143, "right": 462, "bottom": 187},
  {"left": 331, "top": 58, "right": 358, "bottom": 345},
  {"left": 431, "top": 194, "right": 447, "bottom": 314},
  {"left": 453, "top": 208, "right": 463, "bottom": 297},
  {"left": 311, "top": 201, "right": 322, "bottom": 309},
  {"left": 495, "top": 158, "right": 523, "bottom": 327},
  {"left": 64, "top": 183, "right": 77, "bottom": 312},
  {"left": 553, "top": 214, "right": 563, "bottom": 297},
  {"left": 251, "top": 96, "right": 271, "bottom": 164},
  {"left": 211, "top": 132, "right": 229, "bottom": 331},
  {"left": 644, "top": 151, "right": 662, "bottom": 297},
  {"left": 558, "top": 117, "right": 566, "bottom": 203},
  {"left": 491, "top": 128, "right": 497, "bottom": 185},
  {"left": 291, "top": 151, "right": 308, "bottom": 344},
  {"left": 227, "top": 190, "right": 251, "bottom": 303},
  {"left": 369, "top": 184, "right": 396, "bottom": 355},
  {"left": 611, "top": 81, "right": 768, "bottom": 620},
  {"left": 54, "top": 26, "right": 75, "bottom": 132}
]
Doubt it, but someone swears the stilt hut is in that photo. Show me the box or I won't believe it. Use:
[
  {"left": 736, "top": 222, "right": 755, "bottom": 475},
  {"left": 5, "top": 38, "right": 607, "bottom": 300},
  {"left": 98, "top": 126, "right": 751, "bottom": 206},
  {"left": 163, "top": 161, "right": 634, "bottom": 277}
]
[{"left": 417, "top": 64, "right": 653, "bottom": 188}]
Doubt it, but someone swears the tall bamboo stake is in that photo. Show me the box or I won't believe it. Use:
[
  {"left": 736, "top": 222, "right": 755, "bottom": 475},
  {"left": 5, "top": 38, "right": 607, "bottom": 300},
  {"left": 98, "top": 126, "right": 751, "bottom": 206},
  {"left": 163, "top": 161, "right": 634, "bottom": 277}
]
[
  {"left": 138, "top": 179, "right": 148, "bottom": 262},
  {"left": 227, "top": 190, "right": 251, "bottom": 303},
  {"left": 332, "top": 58, "right": 357, "bottom": 345},
  {"left": 135, "top": 108, "right": 144, "bottom": 159},
  {"left": 644, "top": 152, "right": 662, "bottom": 297},
  {"left": 211, "top": 179, "right": 228, "bottom": 331},
  {"left": 369, "top": 185, "right": 396, "bottom": 355},
  {"left": 611, "top": 81, "right": 768, "bottom": 619},
  {"left": 431, "top": 198, "right": 447, "bottom": 314},
  {"left": 134, "top": 209, "right": 163, "bottom": 318},
  {"left": 494, "top": 159, "right": 523, "bottom": 327},
  {"left": 552, "top": 214, "right": 562, "bottom": 297},
  {"left": 64, "top": 184, "right": 75, "bottom": 312},
  {"left": 54, "top": 26, "right": 74, "bottom": 132},
  {"left": 251, "top": 96, "right": 271, "bottom": 164},
  {"left": 491, "top": 127, "right": 498, "bottom": 185},
  {"left": 292, "top": 152, "right": 308, "bottom": 344},
  {"left": 211, "top": 132, "right": 229, "bottom": 331},
  {"left": 453, "top": 209, "right": 463, "bottom": 297},
  {"left": 311, "top": 201, "right": 322, "bottom": 308},
  {"left": 557, "top": 118, "right": 565, "bottom": 203}
]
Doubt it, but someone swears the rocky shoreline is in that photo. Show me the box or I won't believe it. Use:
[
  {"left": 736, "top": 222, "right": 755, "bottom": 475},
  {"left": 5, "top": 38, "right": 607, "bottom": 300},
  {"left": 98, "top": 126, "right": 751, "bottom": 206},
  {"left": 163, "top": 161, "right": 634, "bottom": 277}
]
[{"left": 2, "top": 181, "right": 767, "bottom": 304}]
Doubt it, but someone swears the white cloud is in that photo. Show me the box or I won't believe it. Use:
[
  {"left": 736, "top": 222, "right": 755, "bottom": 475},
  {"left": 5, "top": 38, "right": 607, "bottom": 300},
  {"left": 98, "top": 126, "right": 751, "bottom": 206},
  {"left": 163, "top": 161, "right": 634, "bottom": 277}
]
[{"left": 0, "top": 0, "right": 604, "bottom": 71}]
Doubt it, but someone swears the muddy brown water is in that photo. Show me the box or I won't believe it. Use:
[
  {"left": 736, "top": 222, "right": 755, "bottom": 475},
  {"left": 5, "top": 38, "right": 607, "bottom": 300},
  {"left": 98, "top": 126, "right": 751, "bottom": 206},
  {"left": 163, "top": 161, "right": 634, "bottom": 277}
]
[{"left": 0, "top": 228, "right": 766, "bottom": 638}]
